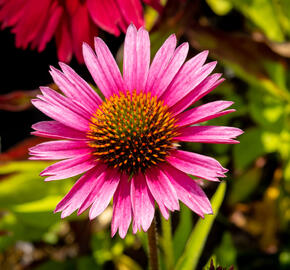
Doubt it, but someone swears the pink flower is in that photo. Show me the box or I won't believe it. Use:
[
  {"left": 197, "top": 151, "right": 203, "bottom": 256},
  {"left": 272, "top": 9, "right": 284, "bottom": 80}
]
[
  {"left": 29, "top": 25, "right": 243, "bottom": 238},
  {"left": 0, "top": 0, "right": 162, "bottom": 63}
]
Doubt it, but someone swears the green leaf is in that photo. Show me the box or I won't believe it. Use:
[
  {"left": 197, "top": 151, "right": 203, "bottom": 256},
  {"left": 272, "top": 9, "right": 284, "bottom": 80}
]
[
  {"left": 173, "top": 204, "right": 193, "bottom": 263},
  {"left": 206, "top": 0, "right": 233, "bottom": 15},
  {"left": 248, "top": 88, "right": 286, "bottom": 131},
  {"left": 175, "top": 182, "right": 226, "bottom": 270},
  {"left": 228, "top": 167, "right": 262, "bottom": 204},
  {"left": 234, "top": 128, "right": 265, "bottom": 170},
  {"left": 229, "top": 0, "right": 284, "bottom": 42},
  {"left": 215, "top": 232, "right": 237, "bottom": 268}
]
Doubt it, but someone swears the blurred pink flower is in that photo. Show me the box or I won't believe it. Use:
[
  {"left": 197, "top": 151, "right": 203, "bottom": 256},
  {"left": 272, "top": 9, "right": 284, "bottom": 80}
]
[
  {"left": 0, "top": 0, "right": 162, "bottom": 62},
  {"left": 30, "top": 25, "right": 243, "bottom": 238}
]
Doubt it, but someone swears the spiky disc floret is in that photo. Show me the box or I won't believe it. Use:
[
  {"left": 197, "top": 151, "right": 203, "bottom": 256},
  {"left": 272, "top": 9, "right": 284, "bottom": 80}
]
[{"left": 87, "top": 90, "right": 179, "bottom": 175}]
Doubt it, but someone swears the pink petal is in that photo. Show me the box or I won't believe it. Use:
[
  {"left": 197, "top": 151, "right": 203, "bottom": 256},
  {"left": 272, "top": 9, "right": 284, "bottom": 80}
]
[
  {"left": 163, "top": 60, "right": 217, "bottom": 107},
  {"left": 166, "top": 150, "right": 227, "bottom": 182},
  {"left": 145, "top": 167, "right": 179, "bottom": 214},
  {"left": 39, "top": 85, "right": 91, "bottom": 119},
  {"left": 123, "top": 24, "right": 137, "bottom": 92},
  {"left": 131, "top": 173, "right": 155, "bottom": 233},
  {"left": 31, "top": 99, "right": 89, "bottom": 133},
  {"left": 161, "top": 163, "right": 212, "bottom": 217},
  {"left": 89, "top": 168, "right": 120, "bottom": 219},
  {"left": 123, "top": 25, "right": 150, "bottom": 93},
  {"left": 29, "top": 140, "right": 90, "bottom": 160},
  {"left": 153, "top": 42, "right": 189, "bottom": 98},
  {"left": 145, "top": 34, "right": 177, "bottom": 93},
  {"left": 40, "top": 154, "right": 96, "bottom": 181},
  {"left": 176, "top": 101, "right": 235, "bottom": 127},
  {"left": 83, "top": 42, "right": 121, "bottom": 98},
  {"left": 31, "top": 121, "right": 87, "bottom": 140},
  {"left": 170, "top": 74, "right": 224, "bottom": 115},
  {"left": 55, "top": 164, "right": 106, "bottom": 217},
  {"left": 59, "top": 62, "right": 103, "bottom": 111},
  {"left": 175, "top": 126, "right": 244, "bottom": 144},
  {"left": 94, "top": 37, "right": 125, "bottom": 94},
  {"left": 158, "top": 201, "right": 170, "bottom": 220},
  {"left": 111, "top": 173, "right": 132, "bottom": 238}
]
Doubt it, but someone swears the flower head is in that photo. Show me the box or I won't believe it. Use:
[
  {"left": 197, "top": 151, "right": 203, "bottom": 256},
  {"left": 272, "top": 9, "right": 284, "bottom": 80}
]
[
  {"left": 30, "top": 25, "right": 243, "bottom": 238},
  {"left": 0, "top": 0, "right": 162, "bottom": 63}
]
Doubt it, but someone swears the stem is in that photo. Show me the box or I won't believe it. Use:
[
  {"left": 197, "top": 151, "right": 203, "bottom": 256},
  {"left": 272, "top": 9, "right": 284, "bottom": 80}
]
[
  {"left": 161, "top": 215, "right": 174, "bottom": 270},
  {"left": 147, "top": 217, "right": 159, "bottom": 270}
]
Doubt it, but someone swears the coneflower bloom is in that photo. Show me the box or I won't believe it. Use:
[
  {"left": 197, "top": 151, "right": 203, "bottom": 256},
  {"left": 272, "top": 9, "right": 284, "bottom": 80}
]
[
  {"left": 29, "top": 25, "right": 243, "bottom": 238},
  {"left": 0, "top": 0, "right": 162, "bottom": 63}
]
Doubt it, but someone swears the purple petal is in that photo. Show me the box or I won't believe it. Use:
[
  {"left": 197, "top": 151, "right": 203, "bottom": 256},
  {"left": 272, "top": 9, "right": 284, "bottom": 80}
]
[
  {"left": 111, "top": 173, "right": 132, "bottom": 238},
  {"left": 176, "top": 100, "right": 235, "bottom": 127},
  {"left": 161, "top": 163, "right": 212, "bottom": 217},
  {"left": 167, "top": 150, "right": 227, "bottom": 181},
  {"left": 31, "top": 121, "right": 87, "bottom": 140},
  {"left": 145, "top": 167, "right": 179, "bottom": 212},
  {"left": 89, "top": 168, "right": 120, "bottom": 219},
  {"left": 131, "top": 173, "right": 155, "bottom": 233},
  {"left": 175, "top": 126, "right": 244, "bottom": 144}
]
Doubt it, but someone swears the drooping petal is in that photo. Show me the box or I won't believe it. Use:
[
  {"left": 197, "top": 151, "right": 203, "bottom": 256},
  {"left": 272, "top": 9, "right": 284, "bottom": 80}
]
[
  {"left": 55, "top": 164, "right": 106, "bottom": 217},
  {"left": 29, "top": 140, "right": 90, "bottom": 160},
  {"left": 31, "top": 121, "right": 87, "bottom": 140},
  {"left": 40, "top": 154, "right": 96, "bottom": 181},
  {"left": 166, "top": 150, "right": 227, "bottom": 182},
  {"left": 145, "top": 167, "right": 179, "bottom": 213},
  {"left": 111, "top": 173, "right": 132, "bottom": 238},
  {"left": 131, "top": 173, "right": 155, "bottom": 233},
  {"left": 161, "top": 163, "right": 212, "bottom": 217},
  {"left": 87, "top": 0, "right": 121, "bottom": 36},
  {"left": 116, "top": 0, "right": 144, "bottom": 27},
  {"left": 89, "top": 168, "right": 120, "bottom": 219},
  {"left": 175, "top": 126, "right": 244, "bottom": 144},
  {"left": 176, "top": 101, "right": 235, "bottom": 127},
  {"left": 55, "top": 15, "right": 73, "bottom": 63}
]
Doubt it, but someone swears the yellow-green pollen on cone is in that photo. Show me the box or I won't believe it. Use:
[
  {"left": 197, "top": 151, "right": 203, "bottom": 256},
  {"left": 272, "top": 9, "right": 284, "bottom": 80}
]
[{"left": 87, "top": 90, "right": 179, "bottom": 175}]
